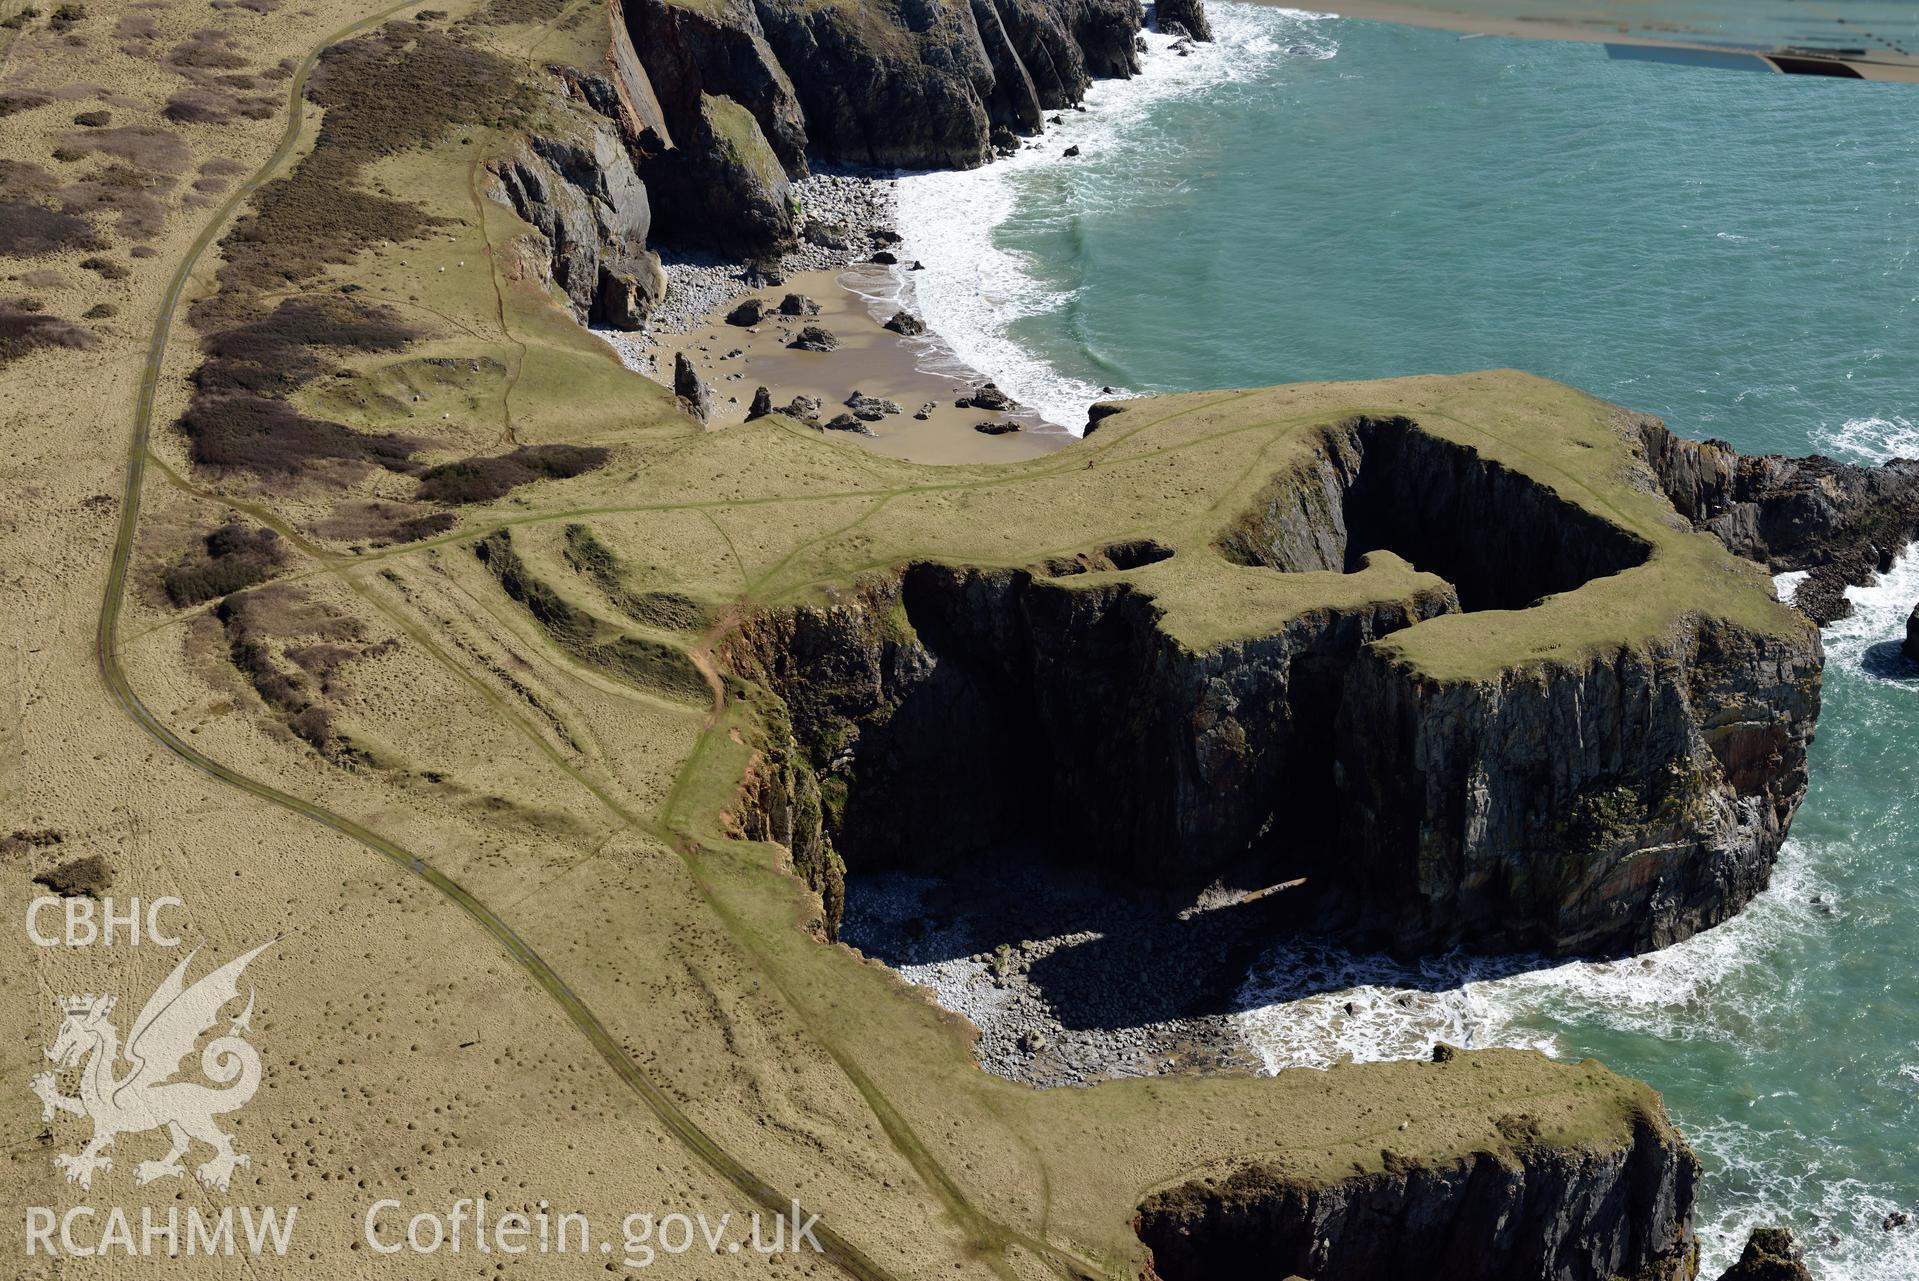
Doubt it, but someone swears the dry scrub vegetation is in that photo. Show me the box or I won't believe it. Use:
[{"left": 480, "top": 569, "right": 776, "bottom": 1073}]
[
  {"left": 160, "top": 518, "right": 287, "bottom": 606},
  {"left": 0, "top": 295, "right": 95, "bottom": 365},
  {"left": 172, "top": 17, "right": 608, "bottom": 511}
]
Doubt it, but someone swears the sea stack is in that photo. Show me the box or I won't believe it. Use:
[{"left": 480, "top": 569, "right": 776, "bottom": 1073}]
[
  {"left": 1906, "top": 602, "right": 1918, "bottom": 661},
  {"left": 673, "top": 353, "right": 712, "bottom": 423},
  {"left": 1715, "top": 1228, "right": 1812, "bottom": 1280},
  {"left": 1158, "top": 0, "right": 1214, "bottom": 41}
]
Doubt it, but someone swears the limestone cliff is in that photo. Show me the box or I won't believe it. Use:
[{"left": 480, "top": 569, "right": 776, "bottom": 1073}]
[
  {"left": 611, "top": 0, "right": 1146, "bottom": 248},
  {"left": 1637, "top": 417, "right": 1919, "bottom": 623},
  {"left": 488, "top": 73, "right": 666, "bottom": 329},
  {"left": 722, "top": 410, "right": 1820, "bottom": 956},
  {"left": 1135, "top": 1107, "right": 1699, "bottom": 1280},
  {"left": 1336, "top": 614, "right": 1816, "bottom": 954},
  {"left": 726, "top": 559, "right": 1456, "bottom": 913}
]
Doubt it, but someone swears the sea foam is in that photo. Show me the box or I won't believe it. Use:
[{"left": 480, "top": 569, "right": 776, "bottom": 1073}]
[
  {"left": 893, "top": 7, "right": 1336, "bottom": 431},
  {"left": 1812, "top": 415, "right": 1919, "bottom": 467}
]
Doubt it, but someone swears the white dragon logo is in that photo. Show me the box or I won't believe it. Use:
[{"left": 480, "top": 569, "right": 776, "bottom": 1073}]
[{"left": 30, "top": 941, "right": 272, "bottom": 1192}]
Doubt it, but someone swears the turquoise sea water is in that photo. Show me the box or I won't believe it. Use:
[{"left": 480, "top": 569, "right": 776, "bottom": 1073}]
[{"left": 894, "top": 10, "right": 1919, "bottom": 1277}]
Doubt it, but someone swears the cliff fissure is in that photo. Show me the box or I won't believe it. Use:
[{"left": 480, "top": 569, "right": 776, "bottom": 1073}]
[
  {"left": 1221, "top": 415, "right": 1653, "bottom": 611},
  {"left": 722, "top": 413, "right": 1817, "bottom": 958}
]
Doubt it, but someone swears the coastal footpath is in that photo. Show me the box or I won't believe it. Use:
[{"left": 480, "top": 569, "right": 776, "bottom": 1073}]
[{"left": 0, "top": 0, "right": 1869, "bottom": 1271}]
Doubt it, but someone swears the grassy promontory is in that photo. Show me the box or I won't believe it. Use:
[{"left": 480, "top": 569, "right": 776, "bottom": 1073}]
[{"left": 31, "top": 1, "right": 1812, "bottom": 1273}]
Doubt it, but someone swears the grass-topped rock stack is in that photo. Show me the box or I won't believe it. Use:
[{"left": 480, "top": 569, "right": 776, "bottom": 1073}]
[{"left": 718, "top": 373, "right": 1820, "bottom": 957}]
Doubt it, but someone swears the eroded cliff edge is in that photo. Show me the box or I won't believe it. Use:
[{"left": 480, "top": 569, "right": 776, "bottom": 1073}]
[
  {"left": 720, "top": 391, "right": 1821, "bottom": 959},
  {"left": 1637, "top": 418, "right": 1919, "bottom": 623},
  {"left": 1135, "top": 1071, "right": 1699, "bottom": 1281},
  {"left": 609, "top": 0, "right": 1146, "bottom": 253}
]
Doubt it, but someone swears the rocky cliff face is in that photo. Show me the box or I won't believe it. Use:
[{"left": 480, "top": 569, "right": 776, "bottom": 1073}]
[
  {"left": 1637, "top": 418, "right": 1919, "bottom": 623},
  {"left": 720, "top": 416, "right": 1820, "bottom": 955},
  {"left": 488, "top": 73, "right": 666, "bottom": 329},
  {"left": 619, "top": 0, "right": 808, "bottom": 170},
  {"left": 1337, "top": 615, "right": 1817, "bottom": 954},
  {"left": 726, "top": 693, "right": 845, "bottom": 934},
  {"left": 490, "top": 0, "right": 1161, "bottom": 288},
  {"left": 1135, "top": 1111, "right": 1699, "bottom": 1281},
  {"left": 727, "top": 560, "right": 1455, "bottom": 920},
  {"left": 614, "top": 0, "right": 805, "bottom": 251},
  {"left": 610, "top": 0, "right": 1147, "bottom": 248},
  {"left": 744, "top": 0, "right": 1142, "bottom": 167}
]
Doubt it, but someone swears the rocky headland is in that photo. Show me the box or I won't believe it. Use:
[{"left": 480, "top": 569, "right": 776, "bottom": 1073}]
[
  {"left": 725, "top": 404, "right": 1821, "bottom": 963},
  {"left": 1637, "top": 418, "right": 1919, "bottom": 624},
  {"left": 25, "top": 0, "right": 1888, "bottom": 1269},
  {"left": 448, "top": 4, "right": 1905, "bottom": 1271}
]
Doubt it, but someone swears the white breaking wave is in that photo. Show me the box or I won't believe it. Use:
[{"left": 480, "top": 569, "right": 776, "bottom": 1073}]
[
  {"left": 1824, "top": 539, "right": 1919, "bottom": 677},
  {"left": 1231, "top": 839, "right": 1830, "bottom": 1075},
  {"left": 1812, "top": 415, "right": 1919, "bottom": 466},
  {"left": 893, "top": 5, "right": 1336, "bottom": 431},
  {"left": 1231, "top": 557, "right": 1919, "bottom": 1278}
]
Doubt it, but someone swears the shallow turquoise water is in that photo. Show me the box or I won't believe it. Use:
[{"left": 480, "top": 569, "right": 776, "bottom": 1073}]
[{"left": 896, "top": 10, "right": 1919, "bottom": 1276}]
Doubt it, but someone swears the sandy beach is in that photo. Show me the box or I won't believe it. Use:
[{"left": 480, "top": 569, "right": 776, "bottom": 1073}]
[
  {"left": 687, "top": 266, "right": 1074, "bottom": 463},
  {"left": 611, "top": 263, "right": 1075, "bottom": 465},
  {"left": 595, "top": 168, "right": 1085, "bottom": 466}
]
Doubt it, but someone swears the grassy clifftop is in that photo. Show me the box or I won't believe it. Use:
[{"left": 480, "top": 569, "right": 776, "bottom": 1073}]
[{"left": 56, "top": 1, "right": 1795, "bottom": 1272}]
